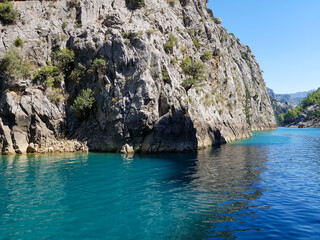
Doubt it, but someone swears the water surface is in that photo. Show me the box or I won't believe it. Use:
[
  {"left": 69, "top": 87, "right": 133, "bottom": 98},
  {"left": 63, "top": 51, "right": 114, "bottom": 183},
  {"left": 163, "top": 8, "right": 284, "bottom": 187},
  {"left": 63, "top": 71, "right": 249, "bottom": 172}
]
[{"left": 0, "top": 127, "right": 320, "bottom": 239}]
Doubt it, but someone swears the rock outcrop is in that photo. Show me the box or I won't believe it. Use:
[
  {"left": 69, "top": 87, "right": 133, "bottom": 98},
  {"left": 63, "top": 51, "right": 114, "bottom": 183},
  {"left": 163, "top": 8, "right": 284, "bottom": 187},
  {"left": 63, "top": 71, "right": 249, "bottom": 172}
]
[
  {"left": 281, "top": 88, "right": 320, "bottom": 128},
  {"left": 0, "top": 0, "right": 277, "bottom": 154},
  {"left": 285, "top": 105, "right": 320, "bottom": 128}
]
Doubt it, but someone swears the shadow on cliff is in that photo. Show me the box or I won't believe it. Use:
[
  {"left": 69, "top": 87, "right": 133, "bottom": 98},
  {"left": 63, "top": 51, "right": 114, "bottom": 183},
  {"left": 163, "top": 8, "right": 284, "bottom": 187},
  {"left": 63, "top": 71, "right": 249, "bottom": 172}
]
[{"left": 138, "top": 109, "right": 198, "bottom": 152}]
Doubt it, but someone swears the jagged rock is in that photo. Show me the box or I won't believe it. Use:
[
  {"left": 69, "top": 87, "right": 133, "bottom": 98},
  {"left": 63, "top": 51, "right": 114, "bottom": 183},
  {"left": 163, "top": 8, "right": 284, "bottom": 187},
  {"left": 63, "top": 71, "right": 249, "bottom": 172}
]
[
  {"left": 103, "top": 12, "right": 125, "bottom": 28},
  {"left": 214, "top": 17, "right": 223, "bottom": 24},
  {"left": 121, "top": 144, "right": 134, "bottom": 154},
  {"left": 27, "top": 143, "right": 36, "bottom": 153}
]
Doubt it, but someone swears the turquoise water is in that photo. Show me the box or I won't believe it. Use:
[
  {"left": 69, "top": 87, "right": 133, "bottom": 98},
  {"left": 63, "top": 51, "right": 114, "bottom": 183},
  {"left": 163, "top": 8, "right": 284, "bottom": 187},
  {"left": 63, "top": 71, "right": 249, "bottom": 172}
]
[{"left": 0, "top": 127, "right": 320, "bottom": 239}]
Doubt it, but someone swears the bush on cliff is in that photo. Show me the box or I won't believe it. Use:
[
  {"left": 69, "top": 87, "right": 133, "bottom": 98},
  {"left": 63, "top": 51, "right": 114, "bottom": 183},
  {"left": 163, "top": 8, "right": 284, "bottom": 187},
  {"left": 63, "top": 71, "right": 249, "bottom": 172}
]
[
  {"left": 164, "top": 34, "right": 178, "bottom": 54},
  {"left": 14, "top": 37, "right": 23, "bottom": 47},
  {"left": 51, "top": 48, "right": 75, "bottom": 73},
  {"left": 181, "top": 56, "right": 206, "bottom": 92},
  {"left": 71, "top": 89, "right": 95, "bottom": 119},
  {"left": 89, "top": 58, "right": 107, "bottom": 75},
  {"left": 0, "top": 47, "right": 34, "bottom": 79},
  {"left": 0, "top": 1, "right": 18, "bottom": 25},
  {"left": 200, "top": 51, "right": 213, "bottom": 61},
  {"left": 283, "top": 108, "right": 301, "bottom": 124},
  {"left": 32, "top": 65, "right": 64, "bottom": 88}
]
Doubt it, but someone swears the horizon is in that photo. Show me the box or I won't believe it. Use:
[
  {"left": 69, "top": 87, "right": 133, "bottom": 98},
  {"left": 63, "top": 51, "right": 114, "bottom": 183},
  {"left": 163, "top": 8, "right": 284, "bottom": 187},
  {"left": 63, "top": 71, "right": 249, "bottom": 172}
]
[{"left": 208, "top": 0, "right": 320, "bottom": 94}]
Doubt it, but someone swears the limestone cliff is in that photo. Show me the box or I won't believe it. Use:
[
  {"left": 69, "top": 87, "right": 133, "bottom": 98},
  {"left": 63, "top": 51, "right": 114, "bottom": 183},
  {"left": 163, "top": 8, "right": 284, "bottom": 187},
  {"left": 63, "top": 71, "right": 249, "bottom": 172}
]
[{"left": 0, "top": 0, "right": 276, "bottom": 154}]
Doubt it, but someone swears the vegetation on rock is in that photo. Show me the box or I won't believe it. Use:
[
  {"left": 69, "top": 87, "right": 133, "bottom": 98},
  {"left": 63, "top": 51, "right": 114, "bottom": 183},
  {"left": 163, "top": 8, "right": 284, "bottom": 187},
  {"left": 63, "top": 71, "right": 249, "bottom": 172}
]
[
  {"left": 181, "top": 57, "right": 206, "bottom": 92},
  {"left": 71, "top": 89, "right": 95, "bottom": 119},
  {"left": 282, "top": 88, "right": 320, "bottom": 124},
  {"left": 32, "top": 65, "right": 63, "bottom": 88},
  {"left": 89, "top": 58, "right": 107, "bottom": 75},
  {"left": 300, "top": 88, "right": 320, "bottom": 109},
  {"left": 164, "top": 33, "right": 178, "bottom": 54},
  {"left": 193, "top": 37, "right": 201, "bottom": 50},
  {"left": 14, "top": 37, "right": 23, "bottom": 47},
  {"left": 51, "top": 48, "right": 75, "bottom": 73},
  {"left": 283, "top": 108, "right": 301, "bottom": 124},
  {"left": 69, "top": 64, "right": 86, "bottom": 85},
  {"left": 200, "top": 51, "right": 213, "bottom": 61},
  {"left": 0, "top": 47, "right": 34, "bottom": 79},
  {"left": 161, "top": 68, "right": 170, "bottom": 83},
  {"left": 0, "top": 1, "right": 18, "bottom": 25}
]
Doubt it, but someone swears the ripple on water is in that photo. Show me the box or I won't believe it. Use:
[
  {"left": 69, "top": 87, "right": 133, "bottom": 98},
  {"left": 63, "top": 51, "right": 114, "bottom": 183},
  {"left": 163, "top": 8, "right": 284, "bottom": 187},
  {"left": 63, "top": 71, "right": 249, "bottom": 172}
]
[{"left": 0, "top": 128, "right": 320, "bottom": 239}]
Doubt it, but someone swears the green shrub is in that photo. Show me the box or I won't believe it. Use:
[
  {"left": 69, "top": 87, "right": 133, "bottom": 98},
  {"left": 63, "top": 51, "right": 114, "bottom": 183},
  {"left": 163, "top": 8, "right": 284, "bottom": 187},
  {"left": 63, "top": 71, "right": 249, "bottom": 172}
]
[
  {"left": 280, "top": 88, "right": 320, "bottom": 124},
  {"left": 62, "top": 22, "right": 68, "bottom": 29},
  {"left": 122, "top": 31, "right": 131, "bottom": 39},
  {"left": 181, "top": 57, "right": 206, "bottom": 92},
  {"left": 186, "top": 29, "right": 194, "bottom": 37},
  {"left": 283, "top": 108, "right": 301, "bottom": 124},
  {"left": 69, "top": 64, "right": 86, "bottom": 85},
  {"left": 14, "top": 37, "right": 23, "bottom": 47},
  {"left": 55, "top": 33, "right": 67, "bottom": 44},
  {"left": 70, "top": 89, "right": 95, "bottom": 119},
  {"left": 75, "top": 22, "right": 82, "bottom": 28},
  {"left": 300, "top": 88, "right": 320, "bottom": 109},
  {"left": 32, "top": 65, "right": 63, "bottom": 88},
  {"left": 89, "top": 58, "right": 107, "bottom": 74},
  {"left": 193, "top": 37, "right": 200, "bottom": 49},
  {"left": 161, "top": 68, "right": 170, "bottom": 83},
  {"left": 0, "top": 47, "right": 34, "bottom": 79},
  {"left": 146, "top": 28, "right": 155, "bottom": 36},
  {"left": 241, "top": 53, "right": 248, "bottom": 61},
  {"left": 0, "top": 1, "right": 18, "bottom": 25},
  {"left": 135, "top": 30, "right": 144, "bottom": 37},
  {"left": 200, "top": 51, "right": 213, "bottom": 61},
  {"left": 164, "top": 33, "right": 178, "bottom": 54},
  {"left": 51, "top": 48, "right": 75, "bottom": 72}
]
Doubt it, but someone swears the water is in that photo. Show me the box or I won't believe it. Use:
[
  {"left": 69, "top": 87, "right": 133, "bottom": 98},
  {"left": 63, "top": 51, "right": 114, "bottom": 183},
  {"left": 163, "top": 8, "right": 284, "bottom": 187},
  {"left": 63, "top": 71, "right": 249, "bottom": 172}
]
[{"left": 0, "top": 127, "right": 320, "bottom": 240}]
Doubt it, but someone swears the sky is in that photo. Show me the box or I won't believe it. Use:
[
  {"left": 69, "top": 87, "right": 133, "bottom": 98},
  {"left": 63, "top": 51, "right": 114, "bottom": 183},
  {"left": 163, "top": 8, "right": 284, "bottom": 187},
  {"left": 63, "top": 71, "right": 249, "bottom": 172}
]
[{"left": 207, "top": 0, "right": 320, "bottom": 94}]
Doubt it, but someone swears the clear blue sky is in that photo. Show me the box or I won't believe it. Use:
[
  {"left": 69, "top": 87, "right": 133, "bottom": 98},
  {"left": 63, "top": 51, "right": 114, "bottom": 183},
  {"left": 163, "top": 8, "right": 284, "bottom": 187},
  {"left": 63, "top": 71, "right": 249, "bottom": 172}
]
[{"left": 207, "top": 0, "right": 320, "bottom": 94}]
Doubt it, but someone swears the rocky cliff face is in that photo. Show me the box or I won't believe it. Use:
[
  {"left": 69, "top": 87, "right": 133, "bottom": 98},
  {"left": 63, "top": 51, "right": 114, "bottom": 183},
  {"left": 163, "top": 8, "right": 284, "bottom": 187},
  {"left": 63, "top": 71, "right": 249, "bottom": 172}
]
[
  {"left": 0, "top": 0, "right": 276, "bottom": 154},
  {"left": 289, "top": 105, "right": 320, "bottom": 128}
]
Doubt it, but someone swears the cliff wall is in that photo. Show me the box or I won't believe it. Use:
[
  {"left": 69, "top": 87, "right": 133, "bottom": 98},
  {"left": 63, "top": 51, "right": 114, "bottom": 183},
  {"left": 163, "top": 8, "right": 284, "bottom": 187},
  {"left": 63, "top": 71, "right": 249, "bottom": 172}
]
[{"left": 0, "top": 0, "right": 277, "bottom": 154}]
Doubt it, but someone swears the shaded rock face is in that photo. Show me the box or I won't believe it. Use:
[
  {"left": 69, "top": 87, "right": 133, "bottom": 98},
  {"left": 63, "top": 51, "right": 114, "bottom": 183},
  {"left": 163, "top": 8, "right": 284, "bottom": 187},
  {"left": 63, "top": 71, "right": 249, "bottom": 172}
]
[
  {"left": 269, "top": 97, "right": 292, "bottom": 125},
  {"left": 0, "top": 0, "right": 276, "bottom": 154},
  {"left": 0, "top": 89, "right": 88, "bottom": 154}
]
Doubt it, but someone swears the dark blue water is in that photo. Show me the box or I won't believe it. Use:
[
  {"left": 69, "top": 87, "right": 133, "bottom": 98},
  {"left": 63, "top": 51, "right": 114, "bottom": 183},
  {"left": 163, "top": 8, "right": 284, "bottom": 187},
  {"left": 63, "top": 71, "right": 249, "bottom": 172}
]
[{"left": 0, "top": 128, "right": 320, "bottom": 240}]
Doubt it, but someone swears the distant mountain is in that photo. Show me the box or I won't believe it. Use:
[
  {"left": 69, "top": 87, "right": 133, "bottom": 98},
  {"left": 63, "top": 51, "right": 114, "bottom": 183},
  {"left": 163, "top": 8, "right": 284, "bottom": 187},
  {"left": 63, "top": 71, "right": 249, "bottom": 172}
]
[
  {"left": 289, "top": 90, "right": 316, "bottom": 98},
  {"left": 267, "top": 88, "right": 315, "bottom": 107}
]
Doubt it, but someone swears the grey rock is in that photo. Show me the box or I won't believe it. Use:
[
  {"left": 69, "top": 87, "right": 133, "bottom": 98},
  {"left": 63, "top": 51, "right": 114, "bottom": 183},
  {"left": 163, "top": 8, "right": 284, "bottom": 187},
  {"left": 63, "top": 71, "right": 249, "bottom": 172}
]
[
  {"left": 103, "top": 12, "right": 125, "bottom": 28},
  {"left": 0, "top": 0, "right": 277, "bottom": 154},
  {"left": 214, "top": 17, "right": 223, "bottom": 24}
]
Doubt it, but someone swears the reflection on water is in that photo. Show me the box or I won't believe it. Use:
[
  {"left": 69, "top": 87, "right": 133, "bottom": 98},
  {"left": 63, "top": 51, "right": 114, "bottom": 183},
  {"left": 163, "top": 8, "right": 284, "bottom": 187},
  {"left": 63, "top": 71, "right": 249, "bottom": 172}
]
[{"left": 0, "top": 128, "right": 320, "bottom": 239}]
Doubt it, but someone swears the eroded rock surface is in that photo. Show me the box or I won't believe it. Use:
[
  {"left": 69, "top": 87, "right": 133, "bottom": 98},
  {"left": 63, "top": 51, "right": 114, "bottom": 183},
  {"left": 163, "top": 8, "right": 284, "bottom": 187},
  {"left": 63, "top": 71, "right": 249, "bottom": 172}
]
[{"left": 0, "top": 0, "right": 276, "bottom": 154}]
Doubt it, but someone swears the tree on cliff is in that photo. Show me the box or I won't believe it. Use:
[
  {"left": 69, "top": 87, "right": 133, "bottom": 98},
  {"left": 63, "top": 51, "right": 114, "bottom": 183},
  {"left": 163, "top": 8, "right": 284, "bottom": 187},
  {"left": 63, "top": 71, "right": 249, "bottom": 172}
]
[{"left": 181, "top": 57, "right": 206, "bottom": 92}]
